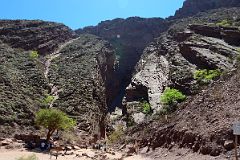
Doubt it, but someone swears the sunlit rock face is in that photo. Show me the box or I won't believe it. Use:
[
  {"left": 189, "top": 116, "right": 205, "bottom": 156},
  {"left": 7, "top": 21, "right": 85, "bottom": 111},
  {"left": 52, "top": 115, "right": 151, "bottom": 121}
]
[
  {"left": 173, "top": 0, "right": 240, "bottom": 19},
  {"left": 0, "top": 20, "right": 77, "bottom": 55},
  {"left": 125, "top": 8, "right": 240, "bottom": 117}
]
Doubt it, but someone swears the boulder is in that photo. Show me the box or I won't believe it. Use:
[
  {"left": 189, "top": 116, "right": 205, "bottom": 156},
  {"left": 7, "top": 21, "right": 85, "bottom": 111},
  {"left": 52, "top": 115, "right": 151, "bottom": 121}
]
[
  {"left": 125, "top": 144, "right": 136, "bottom": 156},
  {"left": 224, "top": 140, "right": 234, "bottom": 151},
  {"left": 1, "top": 138, "right": 13, "bottom": 146}
]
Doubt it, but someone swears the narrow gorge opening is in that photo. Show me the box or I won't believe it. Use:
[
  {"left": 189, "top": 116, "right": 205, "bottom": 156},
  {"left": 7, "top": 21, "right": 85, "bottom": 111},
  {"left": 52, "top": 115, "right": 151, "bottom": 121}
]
[{"left": 108, "top": 44, "right": 144, "bottom": 112}]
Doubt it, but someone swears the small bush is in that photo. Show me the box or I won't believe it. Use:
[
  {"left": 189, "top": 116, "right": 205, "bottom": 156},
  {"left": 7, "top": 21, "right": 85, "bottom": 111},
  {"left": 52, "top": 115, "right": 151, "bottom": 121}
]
[
  {"left": 61, "top": 130, "right": 78, "bottom": 144},
  {"left": 216, "top": 20, "right": 231, "bottom": 27},
  {"left": 237, "top": 48, "right": 240, "bottom": 53},
  {"left": 160, "top": 88, "right": 186, "bottom": 105},
  {"left": 194, "top": 69, "right": 221, "bottom": 84},
  {"left": 108, "top": 125, "right": 124, "bottom": 144},
  {"left": 157, "top": 106, "right": 170, "bottom": 116},
  {"left": 41, "top": 94, "right": 55, "bottom": 105},
  {"left": 237, "top": 54, "right": 240, "bottom": 63},
  {"left": 17, "top": 154, "right": 38, "bottom": 160},
  {"left": 29, "top": 51, "right": 39, "bottom": 59},
  {"left": 141, "top": 101, "right": 152, "bottom": 115}
]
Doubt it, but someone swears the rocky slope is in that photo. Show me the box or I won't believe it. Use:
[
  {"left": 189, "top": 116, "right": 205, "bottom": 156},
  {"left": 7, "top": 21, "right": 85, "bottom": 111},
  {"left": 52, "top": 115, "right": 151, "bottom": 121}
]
[
  {"left": 0, "top": 21, "right": 115, "bottom": 138},
  {"left": 124, "top": 8, "right": 240, "bottom": 122},
  {"left": 0, "top": 43, "right": 47, "bottom": 136},
  {"left": 173, "top": 0, "right": 240, "bottom": 19},
  {"left": 48, "top": 34, "right": 115, "bottom": 137},
  {"left": 0, "top": 20, "right": 77, "bottom": 55},
  {"left": 76, "top": 17, "right": 170, "bottom": 109},
  {"left": 128, "top": 67, "right": 240, "bottom": 157},
  {"left": 1, "top": 1, "right": 240, "bottom": 158},
  {"left": 119, "top": 7, "right": 240, "bottom": 158}
]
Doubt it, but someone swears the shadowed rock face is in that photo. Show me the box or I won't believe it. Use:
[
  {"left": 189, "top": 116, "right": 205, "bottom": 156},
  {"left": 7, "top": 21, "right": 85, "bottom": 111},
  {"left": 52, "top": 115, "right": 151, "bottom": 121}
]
[
  {"left": 173, "top": 0, "right": 240, "bottom": 19},
  {"left": 0, "top": 20, "right": 77, "bottom": 55},
  {"left": 76, "top": 17, "right": 170, "bottom": 110}
]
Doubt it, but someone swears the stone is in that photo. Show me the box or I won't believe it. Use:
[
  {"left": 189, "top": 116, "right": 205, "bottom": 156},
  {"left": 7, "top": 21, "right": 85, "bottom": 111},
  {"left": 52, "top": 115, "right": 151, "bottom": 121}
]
[
  {"left": 65, "top": 146, "right": 72, "bottom": 150},
  {"left": 224, "top": 140, "right": 234, "bottom": 151},
  {"left": 65, "top": 151, "right": 74, "bottom": 155},
  {"left": 140, "top": 146, "right": 149, "bottom": 154},
  {"left": 132, "top": 113, "right": 146, "bottom": 124},
  {"left": 125, "top": 144, "right": 136, "bottom": 156},
  {"left": 72, "top": 145, "right": 81, "bottom": 150},
  {"left": 1, "top": 138, "right": 13, "bottom": 146}
]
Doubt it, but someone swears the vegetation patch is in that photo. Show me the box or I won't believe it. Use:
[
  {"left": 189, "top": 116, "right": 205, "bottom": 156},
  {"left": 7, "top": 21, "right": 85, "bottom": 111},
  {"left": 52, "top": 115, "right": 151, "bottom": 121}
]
[
  {"left": 158, "top": 88, "right": 186, "bottom": 115},
  {"left": 17, "top": 154, "right": 38, "bottom": 160},
  {"left": 107, "top": 125, "right": 124, "bottom": 144},
  {"left": 237, "top": 55, "right": 240, "bottom": 63},
  {"left": 29, "top": 51, "right": 39, "bottom": 59},
  {"left": 141, "top": 101, "right": 152, "bottom": 115},
  {"left": 41, "top": 94, "right": 55, "bottom": 105},
  {"left": 160, "top": 88, "right": 186, "bottom": 106},
  {"left": 194, "top": 69, "right": 221, "bottom": 84},
  {"left": 237, "top": 48, "right": 240, "bottom": 53},
  {"left": 216, "top": 20, "right": 232, "bottom": 27}
]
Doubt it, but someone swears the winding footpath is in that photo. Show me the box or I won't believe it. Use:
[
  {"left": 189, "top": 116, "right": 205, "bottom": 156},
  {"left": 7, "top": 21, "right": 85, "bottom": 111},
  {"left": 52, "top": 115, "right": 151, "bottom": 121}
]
[{"left": 44, "top": 38, "right": 79, "bottom": 108}]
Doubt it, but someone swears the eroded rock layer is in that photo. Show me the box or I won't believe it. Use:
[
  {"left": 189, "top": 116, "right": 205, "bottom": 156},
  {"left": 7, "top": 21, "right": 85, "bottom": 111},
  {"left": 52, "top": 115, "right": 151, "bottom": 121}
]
[{"left": 0, "top": 20, "right": 76, "bottom": 55}]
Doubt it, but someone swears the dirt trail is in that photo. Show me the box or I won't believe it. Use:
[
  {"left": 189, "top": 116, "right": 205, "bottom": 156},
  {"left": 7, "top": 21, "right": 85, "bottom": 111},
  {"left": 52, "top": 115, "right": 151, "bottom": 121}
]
[
  {"left": 0, "top": 148, "right": 147, "bottom": 160},
  {"left": 44, "top": 38, "right": 79, "bottom": 107}
]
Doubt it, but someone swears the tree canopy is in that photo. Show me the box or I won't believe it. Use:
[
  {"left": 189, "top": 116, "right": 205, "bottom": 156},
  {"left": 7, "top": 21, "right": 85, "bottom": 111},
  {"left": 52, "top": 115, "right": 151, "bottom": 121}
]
[{"left": 35, "top": 109, "right": 76, "bottom": 141}]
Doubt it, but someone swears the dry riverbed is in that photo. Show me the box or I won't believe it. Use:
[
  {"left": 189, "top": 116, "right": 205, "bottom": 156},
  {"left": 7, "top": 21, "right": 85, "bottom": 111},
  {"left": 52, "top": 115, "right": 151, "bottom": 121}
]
[{"left": 0, "top": 147, "right": 230, "bottom": 160}]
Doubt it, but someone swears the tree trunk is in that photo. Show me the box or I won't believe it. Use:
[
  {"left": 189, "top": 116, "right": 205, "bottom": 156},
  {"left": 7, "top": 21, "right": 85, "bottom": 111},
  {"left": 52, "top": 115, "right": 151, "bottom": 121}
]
[
  {"left": 99, "top": 114, "right": 106, "bottom": 139},
  {"left": 46, "top": 129, "right": 54, "bottom": 142}
]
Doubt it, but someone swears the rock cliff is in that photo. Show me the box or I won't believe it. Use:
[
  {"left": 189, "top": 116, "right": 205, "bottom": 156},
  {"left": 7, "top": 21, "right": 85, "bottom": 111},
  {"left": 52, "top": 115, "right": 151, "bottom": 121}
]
[
  {"left": 124, "top": 7, "right": 240, "bottom": 156},
  {"left": 48, "top": 34, "right": 115, "bottom": 137},
  {"left": 76, "top": 17, "right": 170, "bottom": 109},
  {"left": 125, "top": 8, "right": 240, "bottom": 115},
  {"left": 173, "top": 0, "right": 240, "bottom": 19},
  {"left": 0, "top": 20, "right": 77, "bottom": 55}
]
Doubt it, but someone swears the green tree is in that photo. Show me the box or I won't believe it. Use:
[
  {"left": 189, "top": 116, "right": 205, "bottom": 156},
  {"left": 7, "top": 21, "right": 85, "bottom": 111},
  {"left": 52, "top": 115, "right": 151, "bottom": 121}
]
[{"left": 35, "top": 109, "right": 76, "bottom": 142}]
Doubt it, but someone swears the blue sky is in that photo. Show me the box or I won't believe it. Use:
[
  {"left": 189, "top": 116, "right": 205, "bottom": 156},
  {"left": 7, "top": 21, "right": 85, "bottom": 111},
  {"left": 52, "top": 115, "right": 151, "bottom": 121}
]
[{"left": 0, "top": 0, "right": 185, "bottom": 29}]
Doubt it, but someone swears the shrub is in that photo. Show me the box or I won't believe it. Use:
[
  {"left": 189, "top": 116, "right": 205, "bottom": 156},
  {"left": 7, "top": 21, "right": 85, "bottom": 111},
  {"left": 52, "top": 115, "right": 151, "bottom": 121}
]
[
  {"left": 141, "top": 101, "right": 152, "bottom": 115},
  {"left": 237, "top": 48, "right": 240, "bottom": 53},
  {"left": 160, "top": 88, "right": 186, "bottom": 105},
  {"left": 35, "top": 109, "right": 76, "bottom": 142},
  {"left": 108, "top": 125, "right": 124, "bottom": 144},
  {"left": 157, "top": 106, "right": 170, "bottom": 116},
  {"left": 216, "top": 20, "right": 231, "bottom": 27},
  {"left": 17, "top": 154, "right": 38, "bottom": 160},
  {"left": 194, "top": 69, "right": 221, "bottom": 83},
  {"left": 41, "top": 94, "right": 55, "bottom": 105},
  {"left": 29, "top": 51, "right": 39, "bottom": 59},
  {"left": 237, "top": 54, "right": 240, "bottom": 63}
]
